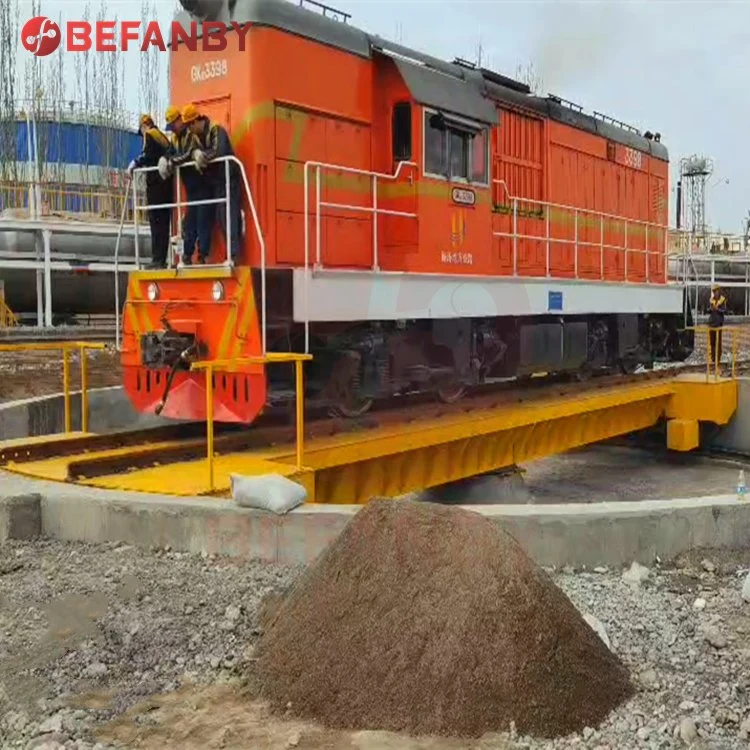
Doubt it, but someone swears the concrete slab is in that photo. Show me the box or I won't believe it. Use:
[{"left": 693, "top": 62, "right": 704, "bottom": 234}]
[
  {"left": 3, "top": 469, "right": 750, "bottom": 568},
  {"left": 0, "top": 493, "right": 41, "bottom": 542}
]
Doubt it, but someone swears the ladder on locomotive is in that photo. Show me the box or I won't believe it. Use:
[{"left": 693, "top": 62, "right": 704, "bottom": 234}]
[{"left": 112, "top": 156, "right": 267, "bottom": 355}]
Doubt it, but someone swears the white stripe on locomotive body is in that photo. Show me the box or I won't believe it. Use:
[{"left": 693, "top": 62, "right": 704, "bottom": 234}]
[{"left": 293, "top": 269, "right": 685, "bottom": 322}]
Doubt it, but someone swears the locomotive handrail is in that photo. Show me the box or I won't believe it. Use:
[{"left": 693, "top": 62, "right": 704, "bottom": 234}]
[
  {"left": 124, "top": 155, "right": 268, "bottom": 355},
  {"left": 491, "top": 181, "right": 669, "bottom": 284},
  {"left": 302, "top": 159, "right": 418, "bottom": 352}
]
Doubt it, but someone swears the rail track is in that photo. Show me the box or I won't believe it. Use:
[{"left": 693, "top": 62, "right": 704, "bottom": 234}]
[{"left": 1, "top": 358, "right": 743, "bottom": 483}]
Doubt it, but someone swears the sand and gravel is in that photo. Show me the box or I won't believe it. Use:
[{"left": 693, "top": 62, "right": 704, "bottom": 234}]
[{"left": 3, "top": 533, "right": 750, "bottom": 749}]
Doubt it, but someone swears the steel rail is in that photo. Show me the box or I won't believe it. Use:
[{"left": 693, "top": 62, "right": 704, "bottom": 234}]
[{"left": 42, "top": 360, "right": 748, "bottom": 482}]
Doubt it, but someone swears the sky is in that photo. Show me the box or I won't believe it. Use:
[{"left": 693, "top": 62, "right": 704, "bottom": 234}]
[{"left": 29, "top": 0, "right": 748, "bottom": 233}]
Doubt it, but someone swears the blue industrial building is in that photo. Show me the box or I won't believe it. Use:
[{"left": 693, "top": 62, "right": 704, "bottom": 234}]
[{"left": 3, "top": 116, "right": 143, "bottom": 216}]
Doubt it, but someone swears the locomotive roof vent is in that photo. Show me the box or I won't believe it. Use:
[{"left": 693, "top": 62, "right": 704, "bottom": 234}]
[
  {"left": 298, "top": 0, "right": 351, "bottom": 23},
  {"left": 177, "top": 0, "right": 230, "bottom": 21},
  {"left": 479, "top": 67, "right": 531, "bottom": 95},
  {"left": 548, "top": 94, "right": 584, "bottom": 113},
  {"left": 593, "top": 110, "right": 640, "bottom": 135}
]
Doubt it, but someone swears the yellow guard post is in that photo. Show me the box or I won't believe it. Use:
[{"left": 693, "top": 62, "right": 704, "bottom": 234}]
[{"left": 191, "top": 352, "right": 313, "bottom": 492}]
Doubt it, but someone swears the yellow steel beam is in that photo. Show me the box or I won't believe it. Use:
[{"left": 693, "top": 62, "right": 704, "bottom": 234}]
[{"left": 2, "top": 375, "right": 738, "bottom": 505}]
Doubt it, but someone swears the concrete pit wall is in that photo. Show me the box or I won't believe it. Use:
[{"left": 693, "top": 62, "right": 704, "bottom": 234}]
[
  {"left": 0, "top": 386, "right": 170, "bottom": 439},
  {"left": 2, "top": 474, "right": 750, "bottom": 568},
  {"left": 710, "top": 378, "right": 750, "bottom": 454}
]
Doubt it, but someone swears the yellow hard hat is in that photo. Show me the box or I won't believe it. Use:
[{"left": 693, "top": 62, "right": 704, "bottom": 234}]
[
  {"left": 181, "top": 103, "right": 200, "bottom": 124},
  {"left": 139, "top": 113, "right": 154, "bottom": 128},
  {"left": 165, "top": 105, "right": 180, "bottom": 125}
]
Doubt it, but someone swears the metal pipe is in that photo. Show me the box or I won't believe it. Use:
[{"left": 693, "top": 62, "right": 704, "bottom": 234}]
[
  {"left": 80, "top": 344, "right": 89, "bottom": 433},
  {"left": 113, "top": 176, "right": 132, "bottom": 352},
  {"left": 372, "top": 174, "right": 379, "bottom": 271},
  {"left": 62, "top": 348, "right": 71, "bottom": 433},
  {"left": 225, "top": 160, "right": 232, "bottom": 266},
  {"left": 295, "top": 358, "right": 305, "bottom": 470},
  {"left": 205, "top": 364, "right": 215, "bottom": 491},
  {"left": 574, "top": 209, "right": 578, "bottom": 278},
  {"left": 512, "top": 198, "right": 518, "bottom": 275},
  {"left": 132, "top": 175, "right": 140, "bottom": 268},
  {"left": 315, "top": 167, "right": 322, "bottom": 268},
  {"left": 43, "top": 230, "right": 52, "bottom": 327},
  {"left": 545, "top": 207, "right": 550, "bottom": 277},
  {"left": 303, "top": 163, "right": 309, "bottom": 353}
]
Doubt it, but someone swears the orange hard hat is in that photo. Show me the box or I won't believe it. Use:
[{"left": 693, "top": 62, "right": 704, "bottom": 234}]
[
  {"left": 181, "top": 103, "right": 200, "bottom": 124},
  {"left": 165, "top": 105, "right": 180, "bottom": 125}
]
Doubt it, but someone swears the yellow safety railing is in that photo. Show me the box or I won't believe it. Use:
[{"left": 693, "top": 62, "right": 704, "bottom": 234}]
[
  {"left": 0, "top": 182, "right": 139, "bottom": 222},
  {"left": 0, "top": 299, "right": 18, "bottom": 329},
  {"left": 0, "top": 342, "right": 107, "bottom": 433},
  {"left": 191, "top": 353, "right": 313, "bottom": 492},
  {"left": 688, "top": 325, "right": 749, "bottom": 381}
]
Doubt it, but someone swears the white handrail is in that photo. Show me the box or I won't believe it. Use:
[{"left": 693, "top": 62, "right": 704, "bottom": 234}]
[
  {"left": 129, "top": 154, "right": 267, "bottom": 354},
  {"left": 113, "top": 175, "right": 132, "bottom": 352},
  {"left": 302, "top": 159, "right": 418, "bottom": 352},
  {"left": 491, "top": 182, "right": 668, "bottom": 284}
]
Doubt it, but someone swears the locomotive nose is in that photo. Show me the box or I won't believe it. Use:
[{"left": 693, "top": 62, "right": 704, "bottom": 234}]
[{"left": 177, "top": 0, "right": 225, "bottom": 20}]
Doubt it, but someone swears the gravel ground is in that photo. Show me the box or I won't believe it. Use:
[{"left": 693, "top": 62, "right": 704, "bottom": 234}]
[
  {"left": 3, "top": 540, "right": 750, "bottom": 749},
  {"left": 0, "top": 350, "right": 121, "bottom": 403}
]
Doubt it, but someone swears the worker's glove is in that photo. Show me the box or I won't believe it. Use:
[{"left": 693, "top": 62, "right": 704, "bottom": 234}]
[
  {"left": 157, "top": 156, "right": 173, "bottom": 180},
  {"left": 126, "top": 160, "right": 136, "bottom": 177},
  {"left": 192, "top": 149, "right": 208, "bottom": 172}
]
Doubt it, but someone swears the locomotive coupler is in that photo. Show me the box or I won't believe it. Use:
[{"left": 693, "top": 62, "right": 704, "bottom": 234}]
[{"left": 140, "top": 330, "right": 208, "bottom": 416}]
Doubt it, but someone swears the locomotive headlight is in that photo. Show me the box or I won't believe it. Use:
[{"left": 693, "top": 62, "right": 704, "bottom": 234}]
[
  {"left": 212, "top": 281, "right": 225, "bottom": 301},
  {"left": 147, "top": 282, "right": 159, "bottom": 302}
]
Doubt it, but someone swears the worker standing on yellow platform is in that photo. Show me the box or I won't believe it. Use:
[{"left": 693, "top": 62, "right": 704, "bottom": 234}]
[{"left": 708, "top": 284, "right": 727, "bottom": 370}]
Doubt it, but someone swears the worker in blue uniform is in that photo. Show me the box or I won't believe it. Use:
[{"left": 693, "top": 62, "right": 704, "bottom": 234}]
[
  {"left": 128, "top": 114, "right": 173, "bottom": 269},
  {"left": 164, "top": 105, "right": 213, "bottom": 265},
  {"left": 182, "top": 103, "right": 243, "bottom": 263}
]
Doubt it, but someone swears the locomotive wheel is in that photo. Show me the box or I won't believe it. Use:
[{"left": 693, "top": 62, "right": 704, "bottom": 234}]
[
  {"left": 435, "top": 377, "right": 467, "bottom": 404},
  {"left": 326, "top": 350, "right": 374, "bottom": 418}
]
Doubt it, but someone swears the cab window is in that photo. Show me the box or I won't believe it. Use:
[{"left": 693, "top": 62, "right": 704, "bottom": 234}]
[
  {"left": 424, "top": 110, "right": 488, "bottom": 185},
  {"left": 392, "top": 102, "right": 412, "bottom": 161}
]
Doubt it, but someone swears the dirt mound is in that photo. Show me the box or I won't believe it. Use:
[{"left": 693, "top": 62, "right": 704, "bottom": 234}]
[{"left": 256, "top": 500, "right": 633, "bottom": 739}]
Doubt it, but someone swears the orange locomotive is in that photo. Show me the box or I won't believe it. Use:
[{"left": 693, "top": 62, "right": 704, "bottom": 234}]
[{"left": 121, "top": 0, "right": 694, "bottom": 423}]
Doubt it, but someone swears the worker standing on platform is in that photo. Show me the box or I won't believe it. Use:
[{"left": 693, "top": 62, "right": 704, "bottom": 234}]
[
  {"left": 182, "top": 103, "right": 243, "bottom": 262},
  {"left": 164, "top": 105, "right": 212, "bottom": 265},
  {"left": 708, "top": 284, "right": 727, "bottom": 370},
  {"left": 128, "top": 115, "right": 173, "bottom": 269}
]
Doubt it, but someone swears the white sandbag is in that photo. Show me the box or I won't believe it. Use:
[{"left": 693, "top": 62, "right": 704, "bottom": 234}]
[{"left": 230, "top": 473, "right": 307, "bottom": 514}]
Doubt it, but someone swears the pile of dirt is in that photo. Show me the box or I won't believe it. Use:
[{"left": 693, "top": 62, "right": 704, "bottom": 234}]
[{"left": 256, "top": 500, "right": 633, "bottom": 739}]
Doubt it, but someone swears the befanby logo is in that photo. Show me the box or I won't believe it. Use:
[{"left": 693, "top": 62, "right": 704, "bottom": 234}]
[
  {"left": 22, "top": 16, "right": 62, "bottom": 57},
  {"left": 21, "top": 16, "right": 250, "bottom": 54}
]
